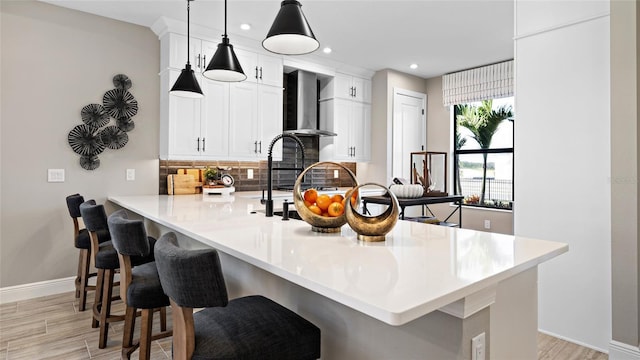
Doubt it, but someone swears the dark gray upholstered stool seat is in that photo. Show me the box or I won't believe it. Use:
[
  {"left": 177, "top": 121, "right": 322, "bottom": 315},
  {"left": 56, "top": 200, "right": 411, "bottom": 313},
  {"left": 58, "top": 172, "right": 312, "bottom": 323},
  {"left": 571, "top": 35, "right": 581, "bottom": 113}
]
[
  {"left": 80, "top": 200, "right": 156, "bottom": 350},
  {"left": 108, "top": 209, "right": 170, "bottom": 360},
  {"left": 66, "top": 194, "right": 109, "bottom": 311},
  {"left": 192, "top": 295, "right": 320, "bottom": 360},
  {"left": 155, "top": 232, "right": 321, "bottom": 360}
]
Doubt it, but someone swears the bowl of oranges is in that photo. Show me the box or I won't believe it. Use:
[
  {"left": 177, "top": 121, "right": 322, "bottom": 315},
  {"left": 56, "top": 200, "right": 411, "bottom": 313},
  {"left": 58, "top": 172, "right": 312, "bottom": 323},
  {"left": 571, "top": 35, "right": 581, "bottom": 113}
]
[{"left": 293, "top": 162, "right": 359, "bottom": 233}]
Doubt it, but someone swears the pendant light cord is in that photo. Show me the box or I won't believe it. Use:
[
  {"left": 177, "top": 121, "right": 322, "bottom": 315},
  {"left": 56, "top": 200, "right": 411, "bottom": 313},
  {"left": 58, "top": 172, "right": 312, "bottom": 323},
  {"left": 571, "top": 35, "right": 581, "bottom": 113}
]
[
  {"left": 224, "top": 0, "right": 228, "bottom": 38},
  {"left": 186, "top": 0, "right": 191, "bottom": 65}
]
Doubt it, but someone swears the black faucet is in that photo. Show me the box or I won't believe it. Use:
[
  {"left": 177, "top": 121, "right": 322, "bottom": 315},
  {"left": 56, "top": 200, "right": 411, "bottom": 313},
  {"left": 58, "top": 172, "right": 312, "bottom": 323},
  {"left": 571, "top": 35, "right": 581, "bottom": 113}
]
[{"left": 264, "top": 133, "right": 305, "bottom": 217}]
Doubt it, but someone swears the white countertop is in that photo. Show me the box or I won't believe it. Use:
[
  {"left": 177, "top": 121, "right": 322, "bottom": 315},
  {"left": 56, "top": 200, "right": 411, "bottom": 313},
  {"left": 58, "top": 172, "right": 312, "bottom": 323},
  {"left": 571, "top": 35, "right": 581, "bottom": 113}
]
[{"left": 108, "top": 192, "right": 567, "bottom": 326}]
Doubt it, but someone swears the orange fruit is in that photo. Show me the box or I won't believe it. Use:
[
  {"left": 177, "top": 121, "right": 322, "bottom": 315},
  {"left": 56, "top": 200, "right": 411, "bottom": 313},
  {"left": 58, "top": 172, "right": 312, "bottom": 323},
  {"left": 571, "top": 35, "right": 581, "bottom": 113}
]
[
  {"left": 315, "top": 194, "right": 332, "bottom": 211},
  {"left": 327, "top": 202, "right": 345, "bottom": 217},
  {"left": 308, "top": 205, "right": 322, "bottom": 215},
  {"left": 330, "top": 194, "right": 344, "bottom": 204},
  {"left": 304, "top": 200, "right": 314, "bottom": 207},
  {"left": 322, "top": 212, "right": 329, "bottom": 217},
  {"left": 303, "top": 189, "right": 318, "bottom": 204}
]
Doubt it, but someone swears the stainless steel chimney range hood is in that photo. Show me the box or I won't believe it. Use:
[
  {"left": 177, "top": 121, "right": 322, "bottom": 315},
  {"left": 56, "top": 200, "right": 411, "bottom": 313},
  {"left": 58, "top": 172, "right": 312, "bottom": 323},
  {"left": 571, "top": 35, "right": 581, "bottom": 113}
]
[{"left": 283, "top": 70, "right": 336, "bottom": 137}]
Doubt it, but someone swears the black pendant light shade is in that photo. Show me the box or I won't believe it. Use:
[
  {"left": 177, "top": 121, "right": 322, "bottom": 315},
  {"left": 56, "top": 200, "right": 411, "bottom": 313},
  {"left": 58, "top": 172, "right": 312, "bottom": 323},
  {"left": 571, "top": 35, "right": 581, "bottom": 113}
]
[
  {"left": 203, "top": 36, "right": 247, "bottom": 82},
  {"left": 263, "top": 0, "right": 319, "bottom": 55},
  {"left": 171, "top": 64, "right": 204, "bottom": 98},
  {"left": 202, "top": 0, "right": 247, "bottom": 82},
  {"left": 170, "top": 0, "right": 204, "bottom": 98}
]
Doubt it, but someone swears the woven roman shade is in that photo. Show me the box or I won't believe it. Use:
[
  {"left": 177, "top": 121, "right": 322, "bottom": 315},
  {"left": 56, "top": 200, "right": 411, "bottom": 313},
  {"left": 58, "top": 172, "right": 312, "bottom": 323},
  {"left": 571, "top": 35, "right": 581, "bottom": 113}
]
[{"left": 442, "top": 60, "right": 514, "bottom": 106}]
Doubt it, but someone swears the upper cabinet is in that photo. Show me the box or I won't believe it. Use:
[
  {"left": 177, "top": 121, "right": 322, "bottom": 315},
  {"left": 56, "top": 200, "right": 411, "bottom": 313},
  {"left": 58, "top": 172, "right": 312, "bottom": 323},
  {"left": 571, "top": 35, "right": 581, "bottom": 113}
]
[
  {"left": 158, "top": 29, "right": 283, "bottom": 161},
  {"left": 162, "top": 32, "right": 217, "bottom": 74},
  {"left": 159, "top": 70, "right": 229, "bottom": 160},
  {"left": 234, "top": 49, "right": 283, "bottom": 87},
  {"left": 320, "top": 73, "right": 371, "bottom": 103}
]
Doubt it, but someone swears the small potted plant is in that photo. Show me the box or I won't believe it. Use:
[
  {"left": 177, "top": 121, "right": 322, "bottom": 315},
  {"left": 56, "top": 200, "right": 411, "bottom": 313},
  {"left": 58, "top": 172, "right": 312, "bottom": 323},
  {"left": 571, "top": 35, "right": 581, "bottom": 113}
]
[{"left": 203, "top": 167, "right": 218, "bottom": 185}]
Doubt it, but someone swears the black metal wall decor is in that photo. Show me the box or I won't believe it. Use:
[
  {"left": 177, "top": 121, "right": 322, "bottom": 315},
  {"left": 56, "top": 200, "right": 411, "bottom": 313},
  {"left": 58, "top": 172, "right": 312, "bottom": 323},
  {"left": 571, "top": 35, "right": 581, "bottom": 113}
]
[{"left": 68, "top": 74, "right": 137, "bottom": 170}]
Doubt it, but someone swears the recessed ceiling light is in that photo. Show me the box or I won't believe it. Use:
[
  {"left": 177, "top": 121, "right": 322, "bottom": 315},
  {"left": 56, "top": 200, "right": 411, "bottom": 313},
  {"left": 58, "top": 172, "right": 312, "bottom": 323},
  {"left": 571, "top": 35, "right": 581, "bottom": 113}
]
[
  {"left": 240, "top": 23, "right": 251, "bottom": 31},
  {"left": 323, "top": 47, "right": 332, "bottom": 54},
  {"left": 410, "top": 63, "right": 418, "bottom": 70}
]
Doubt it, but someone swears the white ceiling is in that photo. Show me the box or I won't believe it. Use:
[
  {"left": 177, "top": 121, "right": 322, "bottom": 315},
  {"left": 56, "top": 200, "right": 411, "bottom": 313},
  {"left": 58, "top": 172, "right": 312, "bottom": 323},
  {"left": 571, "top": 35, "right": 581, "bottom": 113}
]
[{"left": 40, "top": 0, "right": 514, "bottom": 79}]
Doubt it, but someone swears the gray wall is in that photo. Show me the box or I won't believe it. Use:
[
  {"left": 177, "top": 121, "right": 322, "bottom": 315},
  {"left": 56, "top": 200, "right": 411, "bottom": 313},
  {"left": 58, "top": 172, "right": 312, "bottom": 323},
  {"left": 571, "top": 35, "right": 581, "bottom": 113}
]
[
  {"left": 0, "top": 1, "right": 160, "bottom": 287},
  {"left": 611, "top": 0, "right": 639, "bottom": 349}
]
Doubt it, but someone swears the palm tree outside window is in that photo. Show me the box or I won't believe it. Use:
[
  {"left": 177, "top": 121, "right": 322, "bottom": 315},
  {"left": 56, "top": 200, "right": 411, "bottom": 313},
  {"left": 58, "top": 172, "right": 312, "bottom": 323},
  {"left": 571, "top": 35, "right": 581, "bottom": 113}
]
[{"left": 454, "top": 98, "right": 514, "bottom": 209}]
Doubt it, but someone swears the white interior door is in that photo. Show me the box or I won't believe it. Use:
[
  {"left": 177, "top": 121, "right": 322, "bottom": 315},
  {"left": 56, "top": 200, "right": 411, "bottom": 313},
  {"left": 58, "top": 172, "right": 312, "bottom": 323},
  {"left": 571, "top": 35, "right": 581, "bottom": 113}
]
[{"left": 392, "top": 89, "right": 426, "bottom": 182}]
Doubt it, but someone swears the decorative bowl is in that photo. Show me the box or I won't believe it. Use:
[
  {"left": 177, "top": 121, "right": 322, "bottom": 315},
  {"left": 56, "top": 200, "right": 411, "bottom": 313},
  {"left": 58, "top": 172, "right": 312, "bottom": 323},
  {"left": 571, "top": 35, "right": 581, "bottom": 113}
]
[
  {"left": 293, "top": 162, "right": 359, "bottom": 233},
  {"left": 389, "top": 184, "right": 424, "bottom": 198},
  {"left": 345, "top": 183, "right": 400, "bottom": 242}
]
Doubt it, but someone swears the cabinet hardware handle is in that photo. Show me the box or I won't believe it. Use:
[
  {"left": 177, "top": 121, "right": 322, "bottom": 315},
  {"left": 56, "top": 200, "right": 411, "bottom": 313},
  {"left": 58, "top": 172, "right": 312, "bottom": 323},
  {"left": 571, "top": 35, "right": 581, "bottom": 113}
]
[
  {"left": 197, "top": 137, "right": 200, "bottom": 152},
  {"left": 202, "top": 138, "right": 206, "bottom": 152},
  {"left": 254, "top": 141, "right": 258, "bottom": 153},
  {"left": 255, "top": 66, "right": 259, "bottom": 80},
  {"left": 196, "top": 54, "right": 201, "bottom": 69},
  {"left": 259, "top": 141, "right": 262, "bottom": 153},
  {"left": 354, "top": 87, "right": 357, "bottom": 98},
  {"left": 202, "top": 55, "right": 207, "bottom": 69},
  {"left": 349, "top": 87, "right": 353, "bottom": 97},
  {"left": 259, "top": 67, "right": 263, "bottom": 80},
  {"left": 353, "top": 146, "right": 356, "bottom": 157}
]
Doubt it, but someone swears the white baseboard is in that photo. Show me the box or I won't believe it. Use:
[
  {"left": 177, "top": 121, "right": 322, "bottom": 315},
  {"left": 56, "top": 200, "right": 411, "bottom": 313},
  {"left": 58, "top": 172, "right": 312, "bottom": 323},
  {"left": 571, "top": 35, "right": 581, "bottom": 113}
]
[
  {"left": 0, "top": 277, "right": 76, "bottom": 304},
  {"left": 538, "top": 329, "right": 609, "bottom": 354},
  {"left": 610, "top": 340, "right": 640, "bottom": 360}
]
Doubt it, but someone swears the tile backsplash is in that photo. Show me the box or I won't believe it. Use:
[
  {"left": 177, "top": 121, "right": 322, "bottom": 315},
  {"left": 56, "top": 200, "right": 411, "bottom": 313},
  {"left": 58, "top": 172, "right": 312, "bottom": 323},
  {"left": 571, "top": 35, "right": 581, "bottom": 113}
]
[{"left": 159, "top": 137, "right": 356, "bottom": 194}]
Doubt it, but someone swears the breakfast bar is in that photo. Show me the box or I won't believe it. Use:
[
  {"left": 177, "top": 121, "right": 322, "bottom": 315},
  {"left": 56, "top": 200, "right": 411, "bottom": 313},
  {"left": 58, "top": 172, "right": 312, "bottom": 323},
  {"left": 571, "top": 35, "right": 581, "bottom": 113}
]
[{"left": 108, "top": 193, "right": 567, "bottom": 359}]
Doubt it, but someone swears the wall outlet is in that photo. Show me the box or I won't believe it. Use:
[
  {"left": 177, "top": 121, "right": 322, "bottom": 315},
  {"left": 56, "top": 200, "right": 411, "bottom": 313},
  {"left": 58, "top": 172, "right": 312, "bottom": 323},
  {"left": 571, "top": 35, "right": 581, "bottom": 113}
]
[
  {"left": 471, "top": 332, "right": 486, "bottom": 360},
  {"left": 484, "top": 220, "right": 491, "bottom": 229},
  {"left": 334, "top": 169, "right": 339, "bottom": 178},
  {"left": 247, "top": 168, "right": 254, "bottom": 179},
  {"left": 126, "top": 169, "right": 135, "bottom": 181},
  {"left": 47, "top": 169, "right": 65, "bottom": 182}
]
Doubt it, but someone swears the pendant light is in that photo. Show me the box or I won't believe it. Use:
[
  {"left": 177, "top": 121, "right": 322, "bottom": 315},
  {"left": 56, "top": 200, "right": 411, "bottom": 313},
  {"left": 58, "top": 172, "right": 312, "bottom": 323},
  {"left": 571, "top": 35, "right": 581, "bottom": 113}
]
[
  {"left": 170, "top": 0, "right": 204, "bottom": 98},
  {"left": 203, "top": 0, "right": 246, "bottom": 82},
  {"left": 262, "top": 0, "right": 319, "bottom": 55}
]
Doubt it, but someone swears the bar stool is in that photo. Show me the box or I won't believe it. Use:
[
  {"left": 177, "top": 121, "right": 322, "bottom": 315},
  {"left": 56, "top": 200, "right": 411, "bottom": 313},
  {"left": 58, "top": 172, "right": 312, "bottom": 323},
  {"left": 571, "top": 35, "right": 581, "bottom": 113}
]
[
  {"left": 79, "top": 200, "right": 155, "bottom": 349},
  {"left": 65, "top": 194, "right": 109, "bottom": 311},
  {"left": 107, "top": 209, "right": 171, "bottom": 360},
  {"left": 154, "top": 232, "right": 321, "bottom": 360}
]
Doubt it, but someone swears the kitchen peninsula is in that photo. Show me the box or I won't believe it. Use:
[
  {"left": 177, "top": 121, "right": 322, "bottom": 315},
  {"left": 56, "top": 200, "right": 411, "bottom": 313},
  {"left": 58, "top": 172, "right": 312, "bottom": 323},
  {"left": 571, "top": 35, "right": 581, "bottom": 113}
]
[{"left": 109, "top": 192, "right": 567, "bottom": 359}]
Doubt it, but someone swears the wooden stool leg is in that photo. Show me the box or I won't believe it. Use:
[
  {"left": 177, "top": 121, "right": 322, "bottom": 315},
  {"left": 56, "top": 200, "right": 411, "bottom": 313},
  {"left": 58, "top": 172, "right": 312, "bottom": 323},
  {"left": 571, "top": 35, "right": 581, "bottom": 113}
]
[
  {"left": 91, "top": 268, "right": 104, "bottom": 328},
  {"left": 75, "top": 251, "right": 83, "bottom": 298},
  {"left": 139, "top": 309, "right": 154, "bottom": 360},
  {"left": 160, "top": 307, "right": 167, "bottom": 332},
  {"left": 98, "top": 269, "right": 115, "bottom": 349},
  {"left": 121, "top": 306, "right": 137, "bottom": 359},
  {"left": 78, "top": 249, "right": 91, "bottom": 311}
]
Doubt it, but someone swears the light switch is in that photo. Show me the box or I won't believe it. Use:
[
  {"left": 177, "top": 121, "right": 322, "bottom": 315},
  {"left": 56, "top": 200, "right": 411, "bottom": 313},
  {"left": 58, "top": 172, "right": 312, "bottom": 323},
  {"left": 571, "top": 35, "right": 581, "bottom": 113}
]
[
  {"left": 126, "top": 169, "right": 135, "bottom": 181},
  {"left": 247, "top": 169, "right": 254, "bottom": 179},
  {"left": 48, "top": 169, "right": 65, "bottom": 182},
  {"left": 334, "top": 170, "right": 339, "bottom": 178}
]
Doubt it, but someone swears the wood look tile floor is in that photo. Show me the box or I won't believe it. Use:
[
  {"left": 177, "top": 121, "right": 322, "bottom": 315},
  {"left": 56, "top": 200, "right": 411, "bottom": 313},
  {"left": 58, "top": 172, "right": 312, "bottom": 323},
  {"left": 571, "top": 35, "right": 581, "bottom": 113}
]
[{"left": 0, "top": 292, "right": 609, "bottom": 360}]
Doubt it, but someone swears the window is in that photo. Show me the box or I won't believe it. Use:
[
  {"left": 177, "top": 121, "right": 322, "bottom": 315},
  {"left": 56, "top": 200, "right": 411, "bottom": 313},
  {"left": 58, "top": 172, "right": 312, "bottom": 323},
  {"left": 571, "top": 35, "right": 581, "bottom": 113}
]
[{"left": 453, "top": 97, "right": 514, "bottom": 210}]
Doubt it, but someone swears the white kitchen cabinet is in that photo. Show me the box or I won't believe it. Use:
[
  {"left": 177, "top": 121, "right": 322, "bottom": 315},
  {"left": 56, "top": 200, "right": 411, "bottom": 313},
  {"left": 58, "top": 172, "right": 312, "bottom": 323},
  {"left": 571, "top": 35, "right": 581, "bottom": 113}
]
[
  {"left": 234, "top": 48, "right": 283, "bottom": 87},
  {"left": 160, "top": 70, "right": 229, "bottom": 160},
  {"left": 320, "top": 73, "right": 371, "bottom": 103},
  {"left": 162, "top": 32, "right": 217, "bottom": 74},
  {"left": 228, "top": 82, "right": 283, "bottom": 159},
  {"left": 319, "top": 98, "right": 371, "bottom": 162}
]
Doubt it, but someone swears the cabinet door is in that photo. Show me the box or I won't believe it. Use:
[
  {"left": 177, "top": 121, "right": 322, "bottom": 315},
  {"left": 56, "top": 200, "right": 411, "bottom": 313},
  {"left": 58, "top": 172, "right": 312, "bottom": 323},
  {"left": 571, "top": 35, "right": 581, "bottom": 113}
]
[
  {"left": 333, "top": 99, "right": 353, "bottom": 161},
  {"left": 167, "top": 70, "right": 202, "bottom": 157},
  {"left": 198, "top": 40, "right": 218, "bottom": 74},
  {"left": 234, "top": 48, "right": 259, "bottom": 83},
  {"left": 258, "top": 84, "right": 283, "bottom": 159},
  {"left": 334, "top": 74, "right": 353, "bottom": 100},
  {"left": 258, "top": 54, "right": 283, "bottom": 87},
  {"left": 352, "top": 102, "right": 371, "bottom": 161},
  {"left": 352, "top": 77, "right": 372, "bottom": 103},
  {"left": 229, "top": 82, "right": 259, "bottom": 158},
  {"left": 200, "top": 79, "right": 229, "bottom": 158}
]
